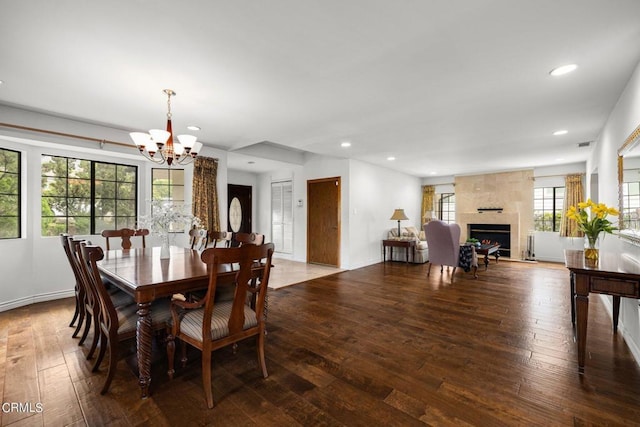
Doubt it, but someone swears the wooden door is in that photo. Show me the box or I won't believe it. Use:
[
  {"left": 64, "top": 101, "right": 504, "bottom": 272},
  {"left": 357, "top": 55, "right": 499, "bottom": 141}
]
[
  {"left": 307, "top": 177, "right": 340, "bottom": 266},
  {"left": 227, "top": 184, "right": 252, "bottom": 236}
]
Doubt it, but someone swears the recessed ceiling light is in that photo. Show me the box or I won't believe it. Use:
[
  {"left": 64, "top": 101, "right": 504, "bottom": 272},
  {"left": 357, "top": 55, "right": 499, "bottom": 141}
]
[
  {"left": 248, "top": 161, "right": 255, "bottom": 165},
  {"left": 553, "top": 130, "right": 568, "bottom": 136},
  {"left": 387, "top": 156, "right": 396, "bottom": 161},
  {"left": 187, "top": 125, "right": 201, "bottom": 131},
  {"left": 549, "top": 64, "right": 578, "bottom": 76},
  {"left": 430, "top": 171, "right": 437, "bottom": 175},
  {"left": 341, "top": 141, "right": 351, "bottom": 148},
  {"left": 0, "top": 80, "right": 3, "bottom": 85},
  {"left": 555, "top": 158, "right": 565, "bottom": 162}
]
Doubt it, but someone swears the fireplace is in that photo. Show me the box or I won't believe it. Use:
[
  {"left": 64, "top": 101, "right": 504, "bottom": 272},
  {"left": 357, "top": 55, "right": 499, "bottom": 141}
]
[{"left": 469, "top": 224, "right": 511, "bottom": 258}]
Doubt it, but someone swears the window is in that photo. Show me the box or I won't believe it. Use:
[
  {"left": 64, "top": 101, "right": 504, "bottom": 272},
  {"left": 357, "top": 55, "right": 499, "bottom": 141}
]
[
  {"left": 438, "top": 193, "right": 455, "bottom": 224},
  {"left": 622, "top": 181, "right": 640, "bottom": 229},
  {"left": 0, "top": 148, "right": 21, "bottom": 239},
  {"left": 152, "top": 168, "right": 185, "bottom": 232},
  {"left": 152, "top": 168, "right": 184, "bottom": 202},
  {"left": 41, "top": 155, "right": 137, "bottom": 236},
  {"left": 533, "top": 187, "right": 565, "bottom": 232},
  {"left": 271, "top": 181, "right": 293, "bottom": 254}
]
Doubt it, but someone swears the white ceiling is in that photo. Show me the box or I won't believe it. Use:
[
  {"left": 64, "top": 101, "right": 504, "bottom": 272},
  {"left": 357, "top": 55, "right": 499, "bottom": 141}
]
[{"left": 1, "top": 1, "right": 640, "bottom": 177}]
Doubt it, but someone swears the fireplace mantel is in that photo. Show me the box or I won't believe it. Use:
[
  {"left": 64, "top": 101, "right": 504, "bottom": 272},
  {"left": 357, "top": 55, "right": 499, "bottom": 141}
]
[{"left": 458, "top": 212, "right": 521, "bottom": 259}]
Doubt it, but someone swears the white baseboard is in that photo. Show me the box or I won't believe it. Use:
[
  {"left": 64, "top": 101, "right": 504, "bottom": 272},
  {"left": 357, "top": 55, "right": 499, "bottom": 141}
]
[{"left": 0, "top": 289, "right": 74, "bottom": 313}]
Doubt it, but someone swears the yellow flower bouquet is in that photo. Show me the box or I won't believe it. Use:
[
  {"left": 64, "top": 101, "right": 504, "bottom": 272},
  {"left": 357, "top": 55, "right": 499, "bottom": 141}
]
[{"left": 566, "top": 199, "right": 619, "bottom": 260}]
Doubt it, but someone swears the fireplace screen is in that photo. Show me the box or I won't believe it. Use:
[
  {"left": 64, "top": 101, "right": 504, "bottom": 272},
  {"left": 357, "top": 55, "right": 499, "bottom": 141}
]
[{"left": 468, "top": 224, "right": 511, "bottom": 258}]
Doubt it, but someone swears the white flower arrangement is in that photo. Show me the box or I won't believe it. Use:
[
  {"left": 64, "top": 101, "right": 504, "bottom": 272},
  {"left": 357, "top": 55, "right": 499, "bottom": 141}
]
[{"left": 138, "top": 200, "right": 201, "bottom": 235}]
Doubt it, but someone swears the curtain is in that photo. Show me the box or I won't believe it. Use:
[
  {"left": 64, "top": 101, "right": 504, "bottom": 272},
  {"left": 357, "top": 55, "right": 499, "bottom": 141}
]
[
  {"left": 560, "top": 174, "right": 584, "bottom": 237},
  {"left": 421, "top": 185, "right": 435, "bottom": 224},
  {"left": 192, "top": 156, "right": 220, "bottom": 233}
]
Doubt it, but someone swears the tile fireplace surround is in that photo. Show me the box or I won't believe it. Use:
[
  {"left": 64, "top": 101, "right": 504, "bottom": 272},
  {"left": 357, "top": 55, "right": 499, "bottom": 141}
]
[{"left": 454, "top": 170, "right": 534, "bottom": 259}]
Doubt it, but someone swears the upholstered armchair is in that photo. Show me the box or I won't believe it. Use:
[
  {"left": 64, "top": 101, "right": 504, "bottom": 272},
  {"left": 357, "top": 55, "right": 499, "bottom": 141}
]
[
  {"left": 387, "top": 225, "right": 429, "bottom": 263},
  {"left": 424, "top": 220, "right": 462, "bottom": 281}
]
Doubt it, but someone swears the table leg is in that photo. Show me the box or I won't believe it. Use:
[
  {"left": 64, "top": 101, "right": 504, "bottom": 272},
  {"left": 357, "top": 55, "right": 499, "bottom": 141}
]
[
  {"left": 570, "top": 272, "right": 576, "bottom": 327},
  {"left": 136, "top": 301, "right": 153, "bottom": 398},
  {"left": 613, "top": 295, "right": 621, "bottom": 332},
  {"left": 406, "top": 246, "right": 409, "bottom": 264},
  {"left": 574, "top": 274, "right": 589, "bottom": 373},
  {"left": 484, "top": 254, "right": 490, "bottom": 270}
]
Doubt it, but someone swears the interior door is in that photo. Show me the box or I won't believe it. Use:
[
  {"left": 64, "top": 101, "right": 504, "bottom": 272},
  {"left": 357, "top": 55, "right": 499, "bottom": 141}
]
[
  {"left": 307, "top": 177, "right": 340, "bottom": 266},
  {"left": 227, "top": 184, "right": 252, "bottom": 239}
]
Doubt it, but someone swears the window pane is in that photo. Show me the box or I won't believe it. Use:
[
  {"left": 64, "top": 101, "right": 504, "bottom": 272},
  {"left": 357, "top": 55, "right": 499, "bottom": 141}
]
[
  {"left": 68, "top": 198, "right": 91, "bottom": 216},
  {"left": 95, "top": 163, "right": 116, "bottom": 180},
  {"left": 117, "top": 182, "right": 135, "bottom": 199},
  {"left": 69, "top": 159, "right": 91, "bottom": 179},
  {"left": 0, "top": 217, "right": 18, "bottom": 238},
  {"left": 117, "top": 165, "right": 137, "bottom": 182},
  {"left": 69, "top": 178, "right": 91, "bottom": 198},
  {"left": 0, "top": 149, "right": 19, "bottom": 173},
  {"left": 116, "top": 216, "right": 136, "bottom": 229},
  {"left": 42, "top": 177, "right": 67, "bottom": 197},
  {"left": 42, "top": 196, "right": 67, "bottom": 216},
  {"left": 95, "top": 199, "right": 116, "bottom": 216},
  {"left": 117, "top": 199, "right": 136, "bottom": 216},
  {"left": 0, "top": 195, "right": 18, "bottom": 215},
  {"left": 95, "top": 180, "right": 116, "bottom": 198},
  {"left": 95, "top": 216, "right": 115, "bottom": 232}
]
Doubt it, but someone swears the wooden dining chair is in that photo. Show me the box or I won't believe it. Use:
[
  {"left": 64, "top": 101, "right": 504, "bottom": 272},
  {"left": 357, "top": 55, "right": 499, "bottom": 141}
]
[
  {"left": 69, "top": 238, "right": 134, "bottom": 361},
  {"left": 101, "top": 228, "right": 149, "bottom": 250},
  {"left": 189, "top": 228, "right": 209, "bottom": 251},
  {"left": 60, "top": 234, "right": 85, "bottom": 337},
  {"left": 233, "top": 232, "right": 264, "bottom": 246},
  {"left": 79, "top": 243, "right": 172, "bottom": 394},
  {"left": 167, "top": 243, "right": 275, "bottom": 408},
  {"left": 208, "top": 231, "right": 232, "bottom": 248}
]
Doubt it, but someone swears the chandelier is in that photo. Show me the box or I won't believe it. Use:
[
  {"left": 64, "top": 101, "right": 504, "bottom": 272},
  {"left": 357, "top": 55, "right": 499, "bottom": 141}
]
[{"left": 129, "top": 89, "right": 203, "bottom": 166}]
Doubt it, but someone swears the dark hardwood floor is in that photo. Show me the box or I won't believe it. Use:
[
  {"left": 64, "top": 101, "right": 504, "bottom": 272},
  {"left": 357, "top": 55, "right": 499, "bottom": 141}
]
[{"left": 2, "top": 260, "right": 640, "bottom": 426}]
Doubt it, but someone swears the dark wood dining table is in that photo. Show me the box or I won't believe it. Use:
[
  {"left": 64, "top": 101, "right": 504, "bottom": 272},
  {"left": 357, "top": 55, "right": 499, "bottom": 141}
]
[{"left": 97, "top": 245, "right": 214, "bottom": 398}]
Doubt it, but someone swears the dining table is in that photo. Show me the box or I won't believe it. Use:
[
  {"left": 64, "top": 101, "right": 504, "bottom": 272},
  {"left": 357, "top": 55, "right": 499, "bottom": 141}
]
[{"left": 97, "top": 245, "right": 215, "bottom": 398}]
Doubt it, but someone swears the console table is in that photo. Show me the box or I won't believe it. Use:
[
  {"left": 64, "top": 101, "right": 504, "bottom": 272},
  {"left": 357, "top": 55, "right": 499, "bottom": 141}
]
[
  {"left": 564, "top": 249, "right": 640, "bottom": 373},
  {"left": 383, "top": 239, "right": 415, "bottom": 264}
]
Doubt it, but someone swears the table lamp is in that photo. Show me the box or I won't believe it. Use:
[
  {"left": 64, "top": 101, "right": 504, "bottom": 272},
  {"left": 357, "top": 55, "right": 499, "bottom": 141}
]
[{"left": 390, "top": 209, "right": 409, "bottom": 236}]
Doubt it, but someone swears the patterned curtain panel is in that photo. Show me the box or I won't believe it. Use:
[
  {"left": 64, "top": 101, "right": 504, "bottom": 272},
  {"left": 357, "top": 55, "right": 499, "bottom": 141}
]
[
  {"left": 192, "top": 156, "right": 220, "bottom": 233},
  {"left": 421, "top": 185, "right": 435, "bottom": 224},
  {"left": 560, "top": 174, "right": 584, "bottom": 237}
]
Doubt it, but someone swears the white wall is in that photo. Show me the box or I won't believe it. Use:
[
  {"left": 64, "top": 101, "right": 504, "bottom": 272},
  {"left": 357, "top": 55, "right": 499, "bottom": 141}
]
[
  {"left": 0, "top": 106, "right": 227, "bottom": 312},
  {"left": 348, "top": 160, "right": 422, "bottom": 269},
  {"left": 589, "top": 58, "right": 640, "bottom": 365}
]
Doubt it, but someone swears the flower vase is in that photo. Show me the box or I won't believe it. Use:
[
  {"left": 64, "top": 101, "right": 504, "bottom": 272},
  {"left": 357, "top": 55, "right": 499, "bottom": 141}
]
[
  {"left": 584, "top": 234, "right": 599, "bottom": 262},
  {"left": 160, "top": 234, "right": 171, "bottom": 259}
]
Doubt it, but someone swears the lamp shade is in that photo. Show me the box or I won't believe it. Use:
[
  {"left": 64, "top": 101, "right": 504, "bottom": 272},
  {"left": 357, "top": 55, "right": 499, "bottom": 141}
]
[{"left": 390, "top": 209, "right": 409, "bottom": 221}]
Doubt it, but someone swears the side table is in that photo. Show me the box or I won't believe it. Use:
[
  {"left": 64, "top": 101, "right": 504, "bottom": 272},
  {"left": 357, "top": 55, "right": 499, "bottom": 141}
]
[{"left": 382, "top": 239, "right": 415, "bottom": 264}]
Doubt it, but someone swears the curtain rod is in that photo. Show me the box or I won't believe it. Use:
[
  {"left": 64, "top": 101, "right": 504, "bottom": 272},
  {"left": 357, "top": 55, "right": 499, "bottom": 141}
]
[{"left": 0, "top": 122, "right": 133, "bottom": 149}]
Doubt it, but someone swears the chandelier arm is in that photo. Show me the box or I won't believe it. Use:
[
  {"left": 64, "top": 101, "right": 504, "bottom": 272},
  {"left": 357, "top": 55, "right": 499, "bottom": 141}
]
[{"left": 139, "top": 149, "right": 167, "bottom": 165}]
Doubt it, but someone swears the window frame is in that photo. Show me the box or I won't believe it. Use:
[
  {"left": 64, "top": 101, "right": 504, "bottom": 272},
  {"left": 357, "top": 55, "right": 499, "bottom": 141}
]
[
  {"left": 0, "top": 147, "right": 22, "bottom": 239},
  {"left": 622, "top": 180, "right": 640, "bottom": 230},
  {"left": 533, "top": 186, "right": 565, "bottom": 232},
  {"left": 437, "top": 192, "right": 456, "bottom": 224},
  {"left": 40, "top": 154, "right": 138, "bottom": 236},
  {"left": 151, "top": 168, "right": 185, "bottom": 233}
]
